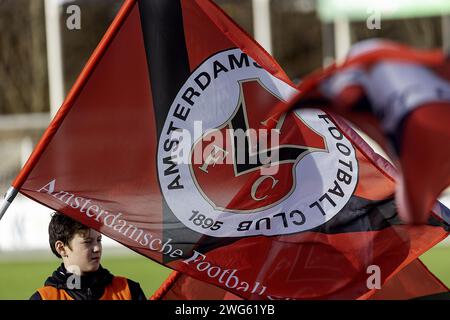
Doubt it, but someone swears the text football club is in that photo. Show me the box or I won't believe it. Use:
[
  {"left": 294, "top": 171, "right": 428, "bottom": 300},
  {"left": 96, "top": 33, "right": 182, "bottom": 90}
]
[{"left": 158, "top": 48, "right": 358, "bottom": 237}]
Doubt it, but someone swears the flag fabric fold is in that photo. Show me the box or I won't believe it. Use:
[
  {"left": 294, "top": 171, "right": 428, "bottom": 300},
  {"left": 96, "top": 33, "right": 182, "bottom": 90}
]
[
  {"left": 270, "top": 39, "right": 450, "bottom": 225},
  {"left": 152, "top": 258, "right": 449, "bottom": 300},
  {"left": 10, "top": 1, "right": 449, "bottom": 299}
]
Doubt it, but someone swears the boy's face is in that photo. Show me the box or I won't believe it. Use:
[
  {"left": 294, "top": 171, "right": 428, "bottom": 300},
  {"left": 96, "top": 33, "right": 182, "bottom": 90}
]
[{"left": 62, "top": 229, "right": 102, "bottom": 275}]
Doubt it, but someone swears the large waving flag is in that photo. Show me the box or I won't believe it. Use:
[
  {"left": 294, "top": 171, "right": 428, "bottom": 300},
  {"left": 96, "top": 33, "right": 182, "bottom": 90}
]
[
  {"left": 270, "top": 39, "right": 450, "bottom": 225},
  {"left": 2, "top": 1, "right": 449, "bottom": 299}
]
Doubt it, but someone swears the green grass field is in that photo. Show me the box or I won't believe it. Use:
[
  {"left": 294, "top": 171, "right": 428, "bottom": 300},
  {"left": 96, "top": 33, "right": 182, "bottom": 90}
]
[
  {"left": 0, "top": 253, "right": 172, "bottom": 300},
  {"left": 0, "top": 246, "right": 448, "bottom": 300}
]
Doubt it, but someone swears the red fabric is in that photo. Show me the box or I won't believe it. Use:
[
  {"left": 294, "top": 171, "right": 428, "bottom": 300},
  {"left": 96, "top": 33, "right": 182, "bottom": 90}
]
[
  {"left": 154, "top": 258, "right": 448, "bottom": 300},
  {"left": 270, "top": 39, "right": 450, "bottom": 224},
  {"left": 151, "top": 271, "right": 242, "bottom": 300},
  {"left": 369, "top": 259, "right": 448, "bottom": 300},
  {"left": 397, "top": 103, "right": 450, "bottom": 223},
  {"left": 168, "top": 225, "right": 447, "bottom": 300}
]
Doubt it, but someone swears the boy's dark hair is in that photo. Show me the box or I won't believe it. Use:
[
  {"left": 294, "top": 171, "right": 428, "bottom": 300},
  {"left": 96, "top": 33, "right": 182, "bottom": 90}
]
[{"left": 48, "top": 212, "right": 88, "bottom": 258}]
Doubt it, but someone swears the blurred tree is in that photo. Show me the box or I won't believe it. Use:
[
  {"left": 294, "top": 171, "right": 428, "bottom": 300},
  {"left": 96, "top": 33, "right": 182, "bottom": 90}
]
[
  {"left": 0, "top": 0, "right": 48, "bottom": 114},
  {"left": 352, "top": 17, "right": 442, "bottom": 49},
  {"left": 60, "top": 0, "right": 122, "bottom": 93},
  {"left": 216, "top": 0, "right": 253, "bottom": 35},
  {"left": 271, "top": 0, "right": 322, "bottom": 80}
]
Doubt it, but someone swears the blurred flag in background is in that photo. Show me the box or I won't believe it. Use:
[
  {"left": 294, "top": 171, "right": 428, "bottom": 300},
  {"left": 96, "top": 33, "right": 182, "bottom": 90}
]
[{"left": 272, "top": 39, "right": 450, "bottom": 225}]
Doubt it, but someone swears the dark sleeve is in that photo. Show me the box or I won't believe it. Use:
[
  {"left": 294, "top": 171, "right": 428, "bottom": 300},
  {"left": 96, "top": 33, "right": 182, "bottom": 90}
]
[
  {"left": 29, "top": 291, "right": 42, "bottom": 300},
  {"left": 127, "top": 279, "right": 147, "bottom": 300}
]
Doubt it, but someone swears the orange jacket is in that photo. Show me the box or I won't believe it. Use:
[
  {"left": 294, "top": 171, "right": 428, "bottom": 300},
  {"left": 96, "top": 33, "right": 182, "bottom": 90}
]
[{"left": 37, "top": 276, "right": 132, "bottom": 300}]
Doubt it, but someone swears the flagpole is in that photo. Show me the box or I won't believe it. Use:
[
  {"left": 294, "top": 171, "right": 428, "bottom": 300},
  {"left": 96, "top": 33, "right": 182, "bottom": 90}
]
[
  {"left": 45, "top": 0, "right": 65, "bottom": 118},
  {"left": 252, "top": 0, "right": 272, "bottom": 55},
  {"left": 0, "top": 187, "right": 18, "bottom": 222}
]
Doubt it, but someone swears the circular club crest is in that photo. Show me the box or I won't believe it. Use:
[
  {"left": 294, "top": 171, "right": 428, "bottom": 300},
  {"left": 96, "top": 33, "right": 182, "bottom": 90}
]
[{"left": 158, "top": 48, "right": 358, "bottom": 237}]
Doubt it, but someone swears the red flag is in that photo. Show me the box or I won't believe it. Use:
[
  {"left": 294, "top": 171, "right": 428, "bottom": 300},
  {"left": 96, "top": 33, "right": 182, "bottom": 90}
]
[
  {"left": 270, "top": 39, "right": 450, "bottom": 224},
  {"left": 152, "top": 258, "right": 449, "bottom": 300},
  {"left": 11, "top": 2, "right": 449, "bottom": 299},
  {"left": 368, "top": 259, "right": 449, "bottom": 300},
  {"left": 150, "top": 271, "right": 241, "bottom": 300}
]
